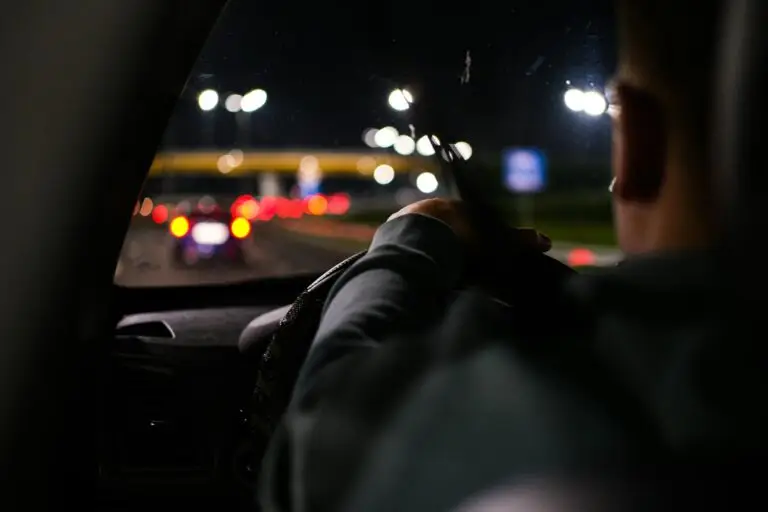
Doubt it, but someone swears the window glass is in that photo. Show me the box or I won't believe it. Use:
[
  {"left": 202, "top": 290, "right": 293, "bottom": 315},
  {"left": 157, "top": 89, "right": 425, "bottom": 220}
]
[{"left": 116, "top": 1, "right": 617, "bottom": 287}]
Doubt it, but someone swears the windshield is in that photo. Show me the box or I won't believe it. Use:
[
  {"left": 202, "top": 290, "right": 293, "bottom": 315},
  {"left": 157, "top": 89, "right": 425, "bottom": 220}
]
[{"left": 115, "top": 1, "right": 617, "bottom": 287}]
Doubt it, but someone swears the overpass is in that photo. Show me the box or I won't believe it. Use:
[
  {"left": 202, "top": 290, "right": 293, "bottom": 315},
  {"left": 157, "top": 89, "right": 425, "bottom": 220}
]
[{"left": 149, "top": 149, "right": 439, "bottom": 176}]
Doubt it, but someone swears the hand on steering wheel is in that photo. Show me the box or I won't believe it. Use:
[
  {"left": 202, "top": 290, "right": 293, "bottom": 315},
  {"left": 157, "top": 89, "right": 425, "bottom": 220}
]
[
  {"left": 249, "top": 200, "right": 575, "bottom": 446},
  {"left": 389, "top": 198, "right": 551, "bottom": 251}
]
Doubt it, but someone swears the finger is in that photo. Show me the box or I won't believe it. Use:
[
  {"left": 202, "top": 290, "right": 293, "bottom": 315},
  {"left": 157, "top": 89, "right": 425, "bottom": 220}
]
[
  {"left": 512, "top": 228, "right": 551, "bottom": 252},
  {"left": 537, "top": 232, "right": 552, "bottom": 252}
]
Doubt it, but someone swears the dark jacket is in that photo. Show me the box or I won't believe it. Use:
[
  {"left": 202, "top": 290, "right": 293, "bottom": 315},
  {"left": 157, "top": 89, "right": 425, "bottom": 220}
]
[{"left": 259, "top": 213, "right": 765, "bottom": 512}]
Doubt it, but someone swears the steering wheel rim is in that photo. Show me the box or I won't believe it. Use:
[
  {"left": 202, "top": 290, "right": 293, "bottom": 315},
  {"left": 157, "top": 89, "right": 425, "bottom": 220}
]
[
  {"left": 250, "top": 244, "right": 574, "bottom": 438},
  {"left": 250, "top": 250, "right": 366, "bottom": 433}
]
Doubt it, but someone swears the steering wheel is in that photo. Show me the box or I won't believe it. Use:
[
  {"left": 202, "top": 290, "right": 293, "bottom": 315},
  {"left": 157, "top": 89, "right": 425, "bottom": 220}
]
[{"left": 249, "top": 235, "right": 575, "bottom": 437}]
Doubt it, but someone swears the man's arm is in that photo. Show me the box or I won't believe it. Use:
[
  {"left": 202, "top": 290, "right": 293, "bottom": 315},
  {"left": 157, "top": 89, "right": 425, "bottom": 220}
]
[
  {"left": 291, "top": 212, "right": 464, "bottom": 404},
  {"left": 257, "top": 212, "right": 464, "bottom": 511}
]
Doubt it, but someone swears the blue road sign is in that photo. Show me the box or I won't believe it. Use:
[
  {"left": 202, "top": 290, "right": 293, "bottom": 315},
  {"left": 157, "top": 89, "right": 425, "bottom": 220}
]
[
  {"left": 502, "top": 148, "right": 547, "bottom": 193},
  {"left": 298, "top": 181, "right": 320, "bottom": 198}
]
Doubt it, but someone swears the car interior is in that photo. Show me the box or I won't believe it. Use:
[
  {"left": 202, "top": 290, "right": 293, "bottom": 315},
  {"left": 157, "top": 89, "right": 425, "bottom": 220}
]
[{"left": 0, "top": 0, "right": 762, "bottom": 511}]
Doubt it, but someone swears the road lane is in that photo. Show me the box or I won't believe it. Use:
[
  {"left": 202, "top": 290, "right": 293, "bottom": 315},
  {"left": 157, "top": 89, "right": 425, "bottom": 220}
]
[
  {"left": 115, "top": 224, "right": 358, "bottom": 287},
  {"left": 276, "top": 218, "right": 623, "bottom": 266},
  {"left": 115, "top": 221, "right": 621, "bottom": 288}
]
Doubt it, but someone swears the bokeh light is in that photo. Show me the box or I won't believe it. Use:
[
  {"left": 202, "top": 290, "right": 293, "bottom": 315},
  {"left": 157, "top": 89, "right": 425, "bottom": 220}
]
[
  {"left": 373, "top": 126, "right": 398, "bottom": 148},
  {"left": 416, "top": 172, "right": 438, "bottom": 193},
  {"left": 393, "top": 135, "right": 416, "bottom": 155},
  {"left": 169, "top": 216, "right": 190, "bottom": 237},
  {"left": 388, "top": 88, "right": 413, "bottom": 111},
  {"left": 373, "top": 164, "right": 395, "bottom": 185},
  {"left": 197, "top": 89, "right": 219, "bottom": 111},
  {"left": 241, "top": 89, "right": 267, "bottom": 112},
  {"left": 230, "top": 217, "right": 251, "bottom": 238}
]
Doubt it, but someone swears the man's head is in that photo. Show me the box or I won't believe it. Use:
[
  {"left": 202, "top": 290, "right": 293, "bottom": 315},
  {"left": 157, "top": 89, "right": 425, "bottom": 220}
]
[{"left": 611, "top": 0, "right": 724, "bottom": 254}]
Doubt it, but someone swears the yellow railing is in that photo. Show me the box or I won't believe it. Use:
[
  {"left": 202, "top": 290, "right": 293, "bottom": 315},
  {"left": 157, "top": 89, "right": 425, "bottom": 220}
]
[{"left": 149, "top": 150, "right": 438, "bottom": 176}]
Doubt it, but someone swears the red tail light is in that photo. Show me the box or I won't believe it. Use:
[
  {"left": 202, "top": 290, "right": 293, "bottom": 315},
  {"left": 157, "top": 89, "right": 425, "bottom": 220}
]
[
  {"left": 327, "top": 193, "right": 350, "bottom": 215},
  {"left": 152, "top": 204, "right": 169, "bottom": 224}
]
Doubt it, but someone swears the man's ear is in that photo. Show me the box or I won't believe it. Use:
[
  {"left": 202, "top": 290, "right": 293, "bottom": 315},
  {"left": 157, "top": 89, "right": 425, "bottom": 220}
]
[{"left": 612, "top": 83, "right": 667, "bottom": 202}]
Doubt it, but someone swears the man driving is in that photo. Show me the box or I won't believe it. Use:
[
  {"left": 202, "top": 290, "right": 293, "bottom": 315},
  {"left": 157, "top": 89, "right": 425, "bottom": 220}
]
[{"left": 260, "top": 0, "right": 764, "bottom": 510}]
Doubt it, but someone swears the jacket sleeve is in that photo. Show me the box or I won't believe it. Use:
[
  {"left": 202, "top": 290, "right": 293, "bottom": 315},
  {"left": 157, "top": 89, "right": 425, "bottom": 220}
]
[
  {"left": 257, "top": 213, "right": 464, "bottom": 512},
  {"left": 290, "top": 212, "right": 464, "bottom": 404}
]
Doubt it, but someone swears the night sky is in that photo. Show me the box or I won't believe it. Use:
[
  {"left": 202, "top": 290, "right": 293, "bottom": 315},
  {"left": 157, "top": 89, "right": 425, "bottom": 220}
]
[{"left": 162, "top": 0, "right": 616, "bottom": 158}]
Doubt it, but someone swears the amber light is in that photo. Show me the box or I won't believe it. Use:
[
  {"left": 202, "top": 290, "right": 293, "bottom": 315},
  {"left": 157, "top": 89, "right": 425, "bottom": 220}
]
[
  {"left": 306, "top": 194, "right": 328, "bottom": 215},
  {"left": 230, "top": 217, "right": 251, "bottom": 239},
  {"left": 169, "top": 216, "right": 189, "bottom": 238}
]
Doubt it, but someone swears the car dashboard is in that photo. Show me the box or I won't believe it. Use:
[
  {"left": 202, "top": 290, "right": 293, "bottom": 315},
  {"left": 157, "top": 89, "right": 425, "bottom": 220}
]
[{"left": 100, "top": 306, "right": 287, "bottom": 508}]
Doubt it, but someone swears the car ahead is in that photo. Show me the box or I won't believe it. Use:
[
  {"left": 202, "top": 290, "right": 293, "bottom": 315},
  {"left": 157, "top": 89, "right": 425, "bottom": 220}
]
[{"left": 168, "top": 209, "right": 251, "bottom": 267}]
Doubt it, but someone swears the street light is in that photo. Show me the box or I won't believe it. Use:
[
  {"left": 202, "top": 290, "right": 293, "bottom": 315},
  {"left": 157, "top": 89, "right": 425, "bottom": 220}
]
[
  {"left": 564, "top": 88, "right": 584, "bottom": 112},
  {"left": 416, "top": 172, "right": 438, "bottom": 193},
  {"left": 393, "top": 135, "right": 415, "bottom": 155},
  {"left": 416, "top": 135, "right": 435, "bottom": 156},
  {"left": 454, "top": 141, "right": 473, "bottom": 160},
  {"left": 217, "top": 88, "right": 268, "bottom": 147},
  {"left": 563, "top": 87, "right": 607, "bottom": 116},
  {"left": 197, "top": 89, "right": 219, "bottom": 146},
  {"left": 225, "top": 94, "right": 242, "bottom": 112},
  {"left": 362, "top": 128, "right": 378, "bottom": 148},
  {"left": 241, "top": 89, "right": 267, "bottom": 113},
  {"left": 373, "top": 164, "right": 395, "bottom": 185},
  {"left": 197, "top": 89, "right": 219, "bottom": 111},
  {"left": 582, "top": 91, "right": 607, "bottom": 116},
  {"left": 388, "top": 88, "right": 413, "bottom": 111},
  {"left": 373, "top": 126, "right": 398, "bottom": 148},
  {"left": 224, "top": 89, "right": 268, "bottom": 114}
]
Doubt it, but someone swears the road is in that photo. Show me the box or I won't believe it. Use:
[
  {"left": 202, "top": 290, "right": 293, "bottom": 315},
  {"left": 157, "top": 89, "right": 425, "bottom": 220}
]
[
  {"left": 115, "top": 223, "right": 358, "bottom": 287},
  {"left": 115, "top": 222, "right": 622, "bottom": 287}
]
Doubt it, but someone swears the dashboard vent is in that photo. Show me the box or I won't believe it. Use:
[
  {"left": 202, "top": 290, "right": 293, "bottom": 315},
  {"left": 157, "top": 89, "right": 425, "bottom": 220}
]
[{"left": 115, "top": 319, "right": 175, "bottom": 339}]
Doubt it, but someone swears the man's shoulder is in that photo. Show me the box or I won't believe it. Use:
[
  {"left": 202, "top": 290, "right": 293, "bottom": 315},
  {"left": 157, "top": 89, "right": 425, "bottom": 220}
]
[
  {"left": 281, "top": 285, "right": 597, "bottom": 512},
  {"left": 338, "top": 331, "right": 639, "bottom": 511}
]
